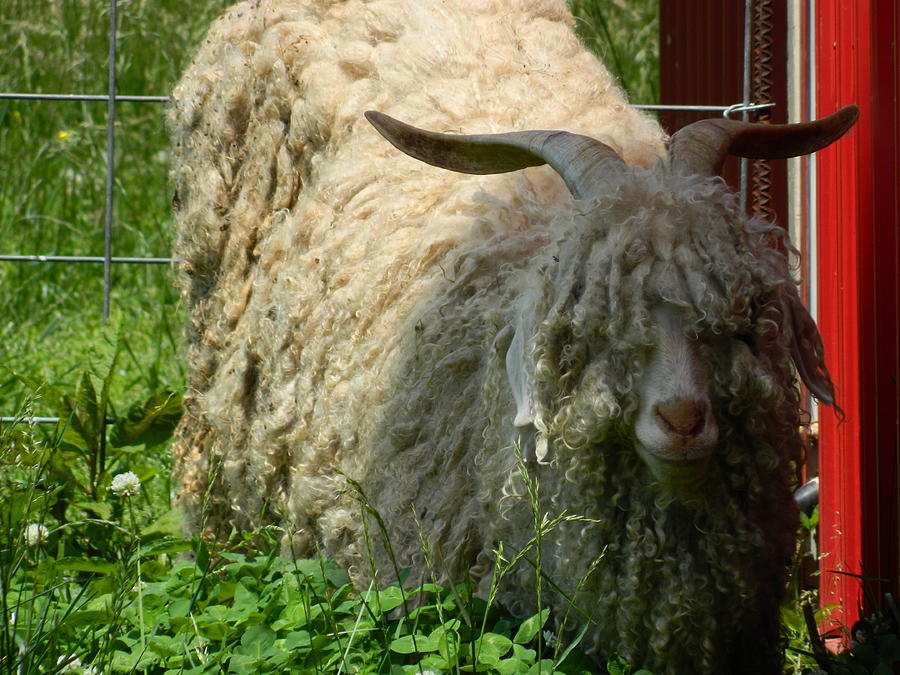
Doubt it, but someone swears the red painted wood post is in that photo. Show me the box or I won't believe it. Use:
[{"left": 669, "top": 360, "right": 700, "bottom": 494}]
[{"left": 816, "top": 0, "right": 900, "bottom": 634}]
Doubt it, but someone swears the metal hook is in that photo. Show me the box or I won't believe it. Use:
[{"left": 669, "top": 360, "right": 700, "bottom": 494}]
[{"left": 723, "top": 102, "right": 776, "bottom": 119}]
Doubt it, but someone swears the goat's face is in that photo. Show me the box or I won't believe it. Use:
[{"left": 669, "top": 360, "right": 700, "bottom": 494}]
[
  {"left": 365, "top": 106, "right": 852, "bottom": 489},
  {"left": 634, "top": 305, "right": 719, "bottom": 488}
]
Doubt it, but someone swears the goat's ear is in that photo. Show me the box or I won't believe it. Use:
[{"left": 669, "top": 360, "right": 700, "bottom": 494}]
[
  {"left": 779, "top": 285, "right": 842, "bottom": 416},
  {"left": 502, "top": 318, "right": 552, "bottom": 463},
  {"left": 505, "top": 318, "right": 536, "bottom": 428}
]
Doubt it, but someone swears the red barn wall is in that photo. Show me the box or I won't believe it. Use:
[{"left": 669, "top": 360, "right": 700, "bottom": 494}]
[{"left": 816, "top": 0, "right": 900, "bottom": 630}]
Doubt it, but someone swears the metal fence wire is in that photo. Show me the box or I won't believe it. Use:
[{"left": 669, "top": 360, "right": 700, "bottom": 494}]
[{"left": 0, "top": 0, "right": 768, "bottom": 425}]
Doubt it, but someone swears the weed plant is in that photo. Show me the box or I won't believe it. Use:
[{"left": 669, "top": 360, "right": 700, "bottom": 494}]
[{"left": 0, "top": 366, "right": 609, "bottom": 674}]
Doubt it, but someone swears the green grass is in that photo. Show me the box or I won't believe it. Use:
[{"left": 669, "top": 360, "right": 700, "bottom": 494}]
[
  {"left": 0, "top": 0, "right": 230, "bottom": 415},
  {"left": 568, "top": 0, "right": 659, "bottom": 106}
]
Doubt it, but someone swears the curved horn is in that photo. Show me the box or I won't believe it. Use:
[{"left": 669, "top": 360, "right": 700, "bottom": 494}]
[
  {"left": 365, "top": 111, "right": 625, "bottom": 202},
  {"left": 668, "top": 105, "right": 859, "bottom": 176}
]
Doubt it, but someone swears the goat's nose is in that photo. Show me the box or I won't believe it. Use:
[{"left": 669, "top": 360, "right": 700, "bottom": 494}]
[{"left": 654, "top": 399, "right": 707, "bottom": 437}]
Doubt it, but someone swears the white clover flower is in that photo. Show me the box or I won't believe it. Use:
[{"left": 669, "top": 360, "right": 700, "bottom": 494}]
[
  {"left": 24, "top": 523, "right": 49, "bottom": 546},
  {"left": 56, "top": 655, "right": 82, "bottom": 672},
  {"left": 111, "top": 471, "right": 141, "bottom": 497},
  {"left": 56, "top": 655, "right": 99, "bottom": 674},
  {"left": 542, "top": 629, "right": 558, "bottom": 647},
  {"left": 132, "top": 579, "right": 147, "bottom": 593}
]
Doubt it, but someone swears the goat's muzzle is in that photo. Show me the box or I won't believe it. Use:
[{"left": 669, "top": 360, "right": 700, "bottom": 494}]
[{"left": 655, "top": 398, "right": 708, "bottom": 440}]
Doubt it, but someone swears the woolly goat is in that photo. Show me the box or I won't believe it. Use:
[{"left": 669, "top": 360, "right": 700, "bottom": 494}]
[{"left": 168, "top": 0, "right": 857, "bottom": 671}]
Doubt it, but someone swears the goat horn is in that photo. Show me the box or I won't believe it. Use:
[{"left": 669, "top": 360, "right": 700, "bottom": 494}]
[
  {"left": 668, "top": 105, "right": 859, "bottom": 177},
  {"left": 365, "top": 110, "right": 626, "bottom": 202}
]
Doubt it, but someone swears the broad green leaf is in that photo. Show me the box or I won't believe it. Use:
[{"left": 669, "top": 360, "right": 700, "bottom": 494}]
[
  {"left": 195, "top": 618, "right": 229, "bottom": 641},
  {"left": 141, "top": 508, "right": 185, "bottom": 539},
  {"left": 475, "top": 632, "right": 513, "bottom": 666},
  {"left": 321, "top": 558, "right": 352, "bottom": 588},
  {"left": 228, "top": 650, "right": 273, "bottom": 675},
  {"left": 67, "top": 609, "right": 111, "bottom": 627},
  {"left": 90, "top": 318, "right": 123, "bottom": 428},
  {"left": 283, "top": 630, "right": 312, "bottom": 650},
  {"left": 417, "top": 631, "right": 443, "bottom": 653},
  {"left": 416, "top": 654, "right": 452, "bottom": 673},
  {"left": 363, "top": 584, "right": 406, "bottom": 615},
  {"left": 110, "top": 391, "right": 182, "bottom": 448},
  {"left": 168, "top": 598, "right": 192, "bottom": 619},
  {"left": 140, "top": 537, "right": 193, "bottom": 556},
  {"left": 240, "top": 624, "right": 276, "bottom": 651},
  {"left": 110, "top": 647, "right": 159, "bottom": 672},
  {"left": 390, "top": 634, "right": 427, "bottom": 655},
  {"left": 514, "top": 608, "right": 550, "bottom": 644},
  {"left": 231, "top": 581, "right": 259, "bottom": 614},
  {"left": 56, "top": 556, "right": 116, "bottom": 574},
  {"left": 800, "top": 507, "right": 819, "bottom": 531},
  {"left": 496, "top": 658, "right": 531, "bottom": 675},
  {"left": 434, "top": 619, "right": 462, "bottom": 661},
  {"left": 148, "top": 635, "right": 180, "bottom": 658},
  {"left": 227, "top": 652, "right": 263, "bottom": 674},
  {"left": 279, "top": 599, "right": 314, "bottom": 631},
  {"left": 524, "top": 659, "right": 560, "bottom": 675},
  {"left": 72, "top": 500, "right": 112, "bottom": 519},
  {"left": 195, "top": 539, "right": 210, "bottom": 573},
  {"left": 511, "top": 643, "right": 537, "bottom": 661},
  {"left": 72, "top": 370, "right": 101, "bottom": 452},
  {"left": 606, "top": 653, "right": 631, "bottom": 675},
  {"left": 330, "top": 583, "right": 354, "bottom": 608}
]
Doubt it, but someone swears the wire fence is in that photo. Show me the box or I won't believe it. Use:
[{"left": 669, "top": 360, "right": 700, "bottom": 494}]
[{"left": 0, "top": 0, "right": 768, "bottom": 426}]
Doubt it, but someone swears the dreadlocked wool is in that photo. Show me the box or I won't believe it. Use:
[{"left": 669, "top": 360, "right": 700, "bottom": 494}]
[{"left": 168, "top": 1, "right": 826, "bottom": 672}]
